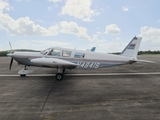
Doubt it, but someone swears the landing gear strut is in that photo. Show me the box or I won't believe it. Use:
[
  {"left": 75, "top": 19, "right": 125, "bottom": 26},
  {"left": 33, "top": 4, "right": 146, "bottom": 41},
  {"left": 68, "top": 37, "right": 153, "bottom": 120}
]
[
  {"left": 19, "top": 66, "right": 27, "bottom": 77},
  {"left": 56, "top": 67, "right": 65, "bottom": 81},
  {"left": 18, "top": 66, "right": 34, "bottom": 77}
]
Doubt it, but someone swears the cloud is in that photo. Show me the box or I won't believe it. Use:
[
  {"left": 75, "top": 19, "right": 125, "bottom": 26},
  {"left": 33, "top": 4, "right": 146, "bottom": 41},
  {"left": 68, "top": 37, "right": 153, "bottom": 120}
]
[
  {"left": 58, "top": 21, "right": 106, "bottom": 43},
  {"left": 122, "top": 6, "right": 129, "bottom": 11},
  {"left": 105, "top": 24, "right": 121, "bottom": 35},
  {"left": 35, "top": 19, "right": 44, "bottom": 23},
  {"left": 12, "top": 40, "right": 70, "bottom": 50},
  {"left": 48, "top": 0, "right": 61, "bottom": 3},
  {"left": 89, "top": 37, "right": 126, "bottom": 53},
  {"left": 0, "top": 1, "right": 91, "bottom": 39},
  {"left": 15, "top": 0, "right": 30, "bottom": 2},
  {"left": 61, "top": 0, "right": 99, "bottom": 22},
  {"left": 0, "top": 15, "right": 59, "bottom": 36},
  {"left": 0, "top": 8, "right": 93, "bottom": 40},
  {"left": 0, "top": 0, "right": 11, "bottom": 12},
  {"left": 139, "top": 26, "right": 160, "bottom": 50},
  {"left": 0, "top": 44, "right": 2, "bottom": 50},
  {"left": 47, "top": 6, "right": 53, "bottom": 11},
  {"left": 0, "top": 1, "right": 59, "bottom": 36},
  {"left": 59, "top": 21, "right": 91, "bottom": 40},
  {"left": 0, "top": 1, "right": 60, "bottom": 36},
  {"left": 97, "top": 32, "right": 101, "bottom": 35},
  {"left": 0, "top": 0, "right": 104, "bottom": 43},
  {"left": 140, "top": 26, "right": 160, "bottom": 43}
]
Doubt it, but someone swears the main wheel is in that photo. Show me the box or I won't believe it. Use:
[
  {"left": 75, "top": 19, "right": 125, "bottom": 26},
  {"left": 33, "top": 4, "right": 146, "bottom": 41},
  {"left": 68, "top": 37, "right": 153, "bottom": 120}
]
[
  {"left": 20, "top": 74, "right": 26, "bottom": 77},
  {"left": 56, "top": 73, "right": 64, "bottom": 81}
]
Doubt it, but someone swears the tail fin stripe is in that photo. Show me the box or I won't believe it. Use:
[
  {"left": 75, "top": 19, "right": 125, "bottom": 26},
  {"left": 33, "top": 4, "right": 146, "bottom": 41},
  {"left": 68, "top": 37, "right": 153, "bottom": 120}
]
[{"left": 128, "top": 44, "right": 135, "bottom": 49}]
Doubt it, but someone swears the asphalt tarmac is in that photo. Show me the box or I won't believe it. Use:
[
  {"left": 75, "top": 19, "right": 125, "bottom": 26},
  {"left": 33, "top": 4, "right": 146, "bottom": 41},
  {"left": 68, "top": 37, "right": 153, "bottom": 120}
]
[{"left": 0, "top": 55, "right": 160, "bottom": 120}]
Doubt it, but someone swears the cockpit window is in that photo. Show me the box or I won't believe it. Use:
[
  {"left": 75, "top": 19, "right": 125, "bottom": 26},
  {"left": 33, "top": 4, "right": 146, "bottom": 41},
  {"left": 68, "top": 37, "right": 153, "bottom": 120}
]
[
  {"left": 74, "top": 52, "right": 85, "bottom": 58},
  {"left": 40, "top": 48, "right": 52, "bottom": 55},
  {"left": 62, "top": 50, "right": 72, "bottom": 57},
  {"left": 48, "top": 49, "right": 61, "bottom": 56}
]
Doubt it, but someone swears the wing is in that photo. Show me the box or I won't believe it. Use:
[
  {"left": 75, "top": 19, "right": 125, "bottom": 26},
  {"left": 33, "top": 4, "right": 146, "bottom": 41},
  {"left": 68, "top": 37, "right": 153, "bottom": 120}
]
[{"left": 31, "top": 58, "right": 78, "bottom": 69}]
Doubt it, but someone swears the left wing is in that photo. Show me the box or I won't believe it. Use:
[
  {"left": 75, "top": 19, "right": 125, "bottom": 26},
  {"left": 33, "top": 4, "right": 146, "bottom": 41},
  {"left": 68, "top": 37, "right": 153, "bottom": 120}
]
[{"left": 31, "top": 58, "right": 78, "bottom": 69}]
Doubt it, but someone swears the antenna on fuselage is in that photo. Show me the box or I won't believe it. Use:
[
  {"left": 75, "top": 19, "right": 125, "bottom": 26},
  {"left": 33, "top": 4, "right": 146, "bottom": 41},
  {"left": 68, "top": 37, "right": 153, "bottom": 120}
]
[{"left": 74, "top": 45, "right": 78, "bottom": 50}]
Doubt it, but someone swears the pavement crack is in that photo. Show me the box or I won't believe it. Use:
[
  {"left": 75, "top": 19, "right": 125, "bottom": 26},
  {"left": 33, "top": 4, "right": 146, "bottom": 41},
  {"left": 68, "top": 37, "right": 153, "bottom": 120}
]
[
  {"left": 43, "top": 94, "right": 159, "bottom": 120},
  {"left": 40, "top": 79, "right": 57, "bottom": 112}
]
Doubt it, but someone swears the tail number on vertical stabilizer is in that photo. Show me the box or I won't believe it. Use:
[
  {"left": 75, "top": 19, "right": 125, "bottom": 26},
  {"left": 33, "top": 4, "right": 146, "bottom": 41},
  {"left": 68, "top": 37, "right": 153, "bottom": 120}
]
[{"left": 77, "top": 62, "right": 100, "bottom": 68}]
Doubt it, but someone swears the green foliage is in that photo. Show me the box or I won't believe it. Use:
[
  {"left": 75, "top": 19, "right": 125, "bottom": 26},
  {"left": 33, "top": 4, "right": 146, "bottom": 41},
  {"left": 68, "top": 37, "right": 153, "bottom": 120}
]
[
  {"left": 138, "top": 50, "right": 160, "bottom": 55},
  {"left": 112, "top": 50, "right": 160, "bottom": 55},
  {"left": 0, "top": 51, "right": 9, "bottom": 56}
]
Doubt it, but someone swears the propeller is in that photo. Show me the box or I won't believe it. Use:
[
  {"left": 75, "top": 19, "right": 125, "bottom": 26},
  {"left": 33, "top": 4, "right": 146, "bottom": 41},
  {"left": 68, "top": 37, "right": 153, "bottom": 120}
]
[
  {"left": 8, "top": 42, "right": 14, "bottom": 70},
  {"left": 9, "top": 42, "right": 13, "bottom": 53},
  {"left": 9, "top": 57, "right": 13, "bottom": 70}
]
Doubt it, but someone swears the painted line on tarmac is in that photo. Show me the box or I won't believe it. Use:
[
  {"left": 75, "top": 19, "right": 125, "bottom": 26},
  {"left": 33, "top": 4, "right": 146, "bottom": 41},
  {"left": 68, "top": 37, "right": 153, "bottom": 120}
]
[{"left": 0, "top": 72, "right": 160, "bottom": 77}]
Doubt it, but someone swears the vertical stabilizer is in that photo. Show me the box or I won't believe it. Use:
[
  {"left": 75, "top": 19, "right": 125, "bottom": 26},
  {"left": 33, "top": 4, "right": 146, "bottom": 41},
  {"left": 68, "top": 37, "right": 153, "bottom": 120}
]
[{"left": 120, "top": 37, "right": 142, "bottom": 59}]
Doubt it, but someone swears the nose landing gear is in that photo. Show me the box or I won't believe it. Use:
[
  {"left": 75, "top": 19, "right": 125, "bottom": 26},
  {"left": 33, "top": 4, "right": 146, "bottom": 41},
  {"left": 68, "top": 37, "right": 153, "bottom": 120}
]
[{"left": 18, "top": 66, "right": 34, "bottom": 77}]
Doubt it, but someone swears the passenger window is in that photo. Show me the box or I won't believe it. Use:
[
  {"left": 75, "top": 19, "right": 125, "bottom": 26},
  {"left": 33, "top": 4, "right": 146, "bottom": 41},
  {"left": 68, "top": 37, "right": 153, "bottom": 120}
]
[
  {"left": 49, "top": 49, "right": 61, "bottom": 56},
  {"left": 62, "top": 50, "right": 72, "bottom": 57},
  {"left": 74, "top": 52, "right": 85, "bottom": 58}
]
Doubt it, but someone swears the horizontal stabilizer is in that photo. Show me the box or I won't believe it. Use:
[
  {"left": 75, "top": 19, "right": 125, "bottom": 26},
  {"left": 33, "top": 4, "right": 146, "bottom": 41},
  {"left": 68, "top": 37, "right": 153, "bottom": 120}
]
[
  {"left": 129, "top": 59, "right": 155, "bottom": 64},
  {"left": 135, "top": 59, "right": 155, "bottom": 63}
]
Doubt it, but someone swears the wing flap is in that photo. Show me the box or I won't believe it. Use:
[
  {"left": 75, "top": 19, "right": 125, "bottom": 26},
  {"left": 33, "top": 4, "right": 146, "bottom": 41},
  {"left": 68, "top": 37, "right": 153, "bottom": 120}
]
[{"left": 31, "top": 58, "right": 78, "bottom": 68}]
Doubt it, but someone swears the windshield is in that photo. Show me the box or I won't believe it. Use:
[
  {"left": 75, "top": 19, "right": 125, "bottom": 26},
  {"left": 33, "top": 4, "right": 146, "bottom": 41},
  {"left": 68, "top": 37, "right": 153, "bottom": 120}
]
[
  {"left": 40, "top": 48, "right": 52, "bottom": 55},
  {"left": 48, "top": 49, "right": 62, "bottom": 56}
]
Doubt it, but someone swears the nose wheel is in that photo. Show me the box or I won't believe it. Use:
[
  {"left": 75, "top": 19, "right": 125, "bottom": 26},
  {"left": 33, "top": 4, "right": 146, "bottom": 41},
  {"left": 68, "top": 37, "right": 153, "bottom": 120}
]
[{"left": 20, "top": 74, "right": 26, "bottom": 77}]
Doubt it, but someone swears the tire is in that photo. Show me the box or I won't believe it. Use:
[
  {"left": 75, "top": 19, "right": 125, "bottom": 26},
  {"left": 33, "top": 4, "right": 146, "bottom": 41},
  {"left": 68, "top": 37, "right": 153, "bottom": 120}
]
[
  {"left": 20, "top": 74, "right": 26, "bottom": 77},
  {"left": 56, "top": 73, "right": 63, "bottom": 81}
]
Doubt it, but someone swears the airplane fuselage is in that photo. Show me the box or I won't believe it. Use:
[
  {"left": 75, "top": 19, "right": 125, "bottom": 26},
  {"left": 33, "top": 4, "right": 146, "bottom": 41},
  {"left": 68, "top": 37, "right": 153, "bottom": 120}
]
[{"left": 10, "top": 48, "right": 132, "bottom": 70}]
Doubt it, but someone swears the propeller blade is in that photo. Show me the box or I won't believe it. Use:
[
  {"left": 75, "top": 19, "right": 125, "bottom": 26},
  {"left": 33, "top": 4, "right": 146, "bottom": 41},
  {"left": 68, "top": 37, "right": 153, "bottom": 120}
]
[
  {"left": 9, "top": 42, "right": 14, "bottom": 53},
  {"left": 9, "top": 58, "right": 13, "bottom": 70}
]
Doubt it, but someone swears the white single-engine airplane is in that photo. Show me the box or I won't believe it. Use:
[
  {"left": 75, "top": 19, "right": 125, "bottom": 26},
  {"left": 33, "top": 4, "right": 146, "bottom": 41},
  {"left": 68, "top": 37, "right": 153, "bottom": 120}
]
[{"left": 7, "top": 36, "right": 153, "bottom": 80}]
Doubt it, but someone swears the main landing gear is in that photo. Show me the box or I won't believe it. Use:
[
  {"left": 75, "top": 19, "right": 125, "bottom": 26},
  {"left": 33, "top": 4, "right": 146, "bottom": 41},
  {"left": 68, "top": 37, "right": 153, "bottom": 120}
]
[{"left": 56, "top": 67, "right": 65, "bottom": 81}]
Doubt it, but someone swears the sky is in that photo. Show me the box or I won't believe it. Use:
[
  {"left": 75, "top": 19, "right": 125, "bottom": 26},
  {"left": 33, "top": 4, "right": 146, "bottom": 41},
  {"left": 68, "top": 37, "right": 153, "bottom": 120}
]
[{"left": 0, "top": 0, "right": 160, "bottom": 53}]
